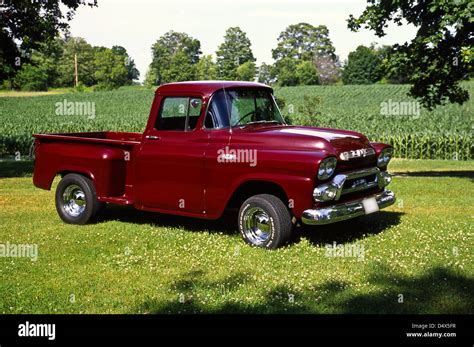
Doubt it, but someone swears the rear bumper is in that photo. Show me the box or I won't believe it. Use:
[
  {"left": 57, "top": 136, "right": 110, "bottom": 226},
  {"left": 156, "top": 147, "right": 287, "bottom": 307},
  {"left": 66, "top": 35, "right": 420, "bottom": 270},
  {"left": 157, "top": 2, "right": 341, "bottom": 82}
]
[{"left": 301, "top": 189, "right": 396, "bottom": 225}]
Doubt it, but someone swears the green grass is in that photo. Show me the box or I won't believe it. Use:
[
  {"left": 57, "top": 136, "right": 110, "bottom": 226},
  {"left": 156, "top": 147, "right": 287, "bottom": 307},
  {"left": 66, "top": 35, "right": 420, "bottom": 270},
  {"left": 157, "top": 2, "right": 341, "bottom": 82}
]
[
  {"left": 0, "top": 160, "right": 472, "bottom": 313},
  {"left": 0, "top": 83, "right": 472, "bottom": 159}
]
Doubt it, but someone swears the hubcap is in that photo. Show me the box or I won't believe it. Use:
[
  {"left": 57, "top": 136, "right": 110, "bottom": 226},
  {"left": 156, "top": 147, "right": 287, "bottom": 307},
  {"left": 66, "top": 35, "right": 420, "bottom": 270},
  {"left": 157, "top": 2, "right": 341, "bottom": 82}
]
[
  {"left": 242, "top": 207, "right": 272, "bottom": 245},
  {"left": 62, "top": 184, "right": 86, "bottom": 217}
]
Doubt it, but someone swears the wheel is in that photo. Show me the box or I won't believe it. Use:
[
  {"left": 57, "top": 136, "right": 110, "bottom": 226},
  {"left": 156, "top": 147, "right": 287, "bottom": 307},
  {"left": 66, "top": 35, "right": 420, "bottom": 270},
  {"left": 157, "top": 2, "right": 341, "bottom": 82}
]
[
  {"left": 238, "top": 194, "right": 292, "bottom": 249},
  {"left": 55, "top": 173, "right": 103, "bottom": 224}
]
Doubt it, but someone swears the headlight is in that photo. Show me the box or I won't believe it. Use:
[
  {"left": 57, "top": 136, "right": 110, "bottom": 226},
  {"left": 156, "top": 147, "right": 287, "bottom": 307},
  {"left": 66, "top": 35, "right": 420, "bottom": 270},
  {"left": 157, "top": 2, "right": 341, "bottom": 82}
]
[
  {"left": 377, "top": 148, "right": 393, "bottom": 167},
  {"left": 317, "top": 157, "right": 337, "bottom": 180},
  {"left": 313, "top": 184, "right": 337, "bottom": 201}
]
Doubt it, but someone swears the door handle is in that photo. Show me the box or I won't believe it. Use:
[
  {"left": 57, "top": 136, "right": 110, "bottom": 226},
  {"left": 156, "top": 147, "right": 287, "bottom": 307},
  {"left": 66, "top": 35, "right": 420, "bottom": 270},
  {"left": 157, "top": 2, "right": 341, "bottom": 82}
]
[{"left": 145, "top": 135, "right": 161, "bottom": 140}]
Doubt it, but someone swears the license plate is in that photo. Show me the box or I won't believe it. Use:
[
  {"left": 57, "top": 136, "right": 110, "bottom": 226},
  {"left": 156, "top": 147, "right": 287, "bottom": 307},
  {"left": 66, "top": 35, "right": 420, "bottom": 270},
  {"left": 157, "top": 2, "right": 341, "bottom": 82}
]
[{"left": 362, "top": 197, "right": 379, "bottom": 214}]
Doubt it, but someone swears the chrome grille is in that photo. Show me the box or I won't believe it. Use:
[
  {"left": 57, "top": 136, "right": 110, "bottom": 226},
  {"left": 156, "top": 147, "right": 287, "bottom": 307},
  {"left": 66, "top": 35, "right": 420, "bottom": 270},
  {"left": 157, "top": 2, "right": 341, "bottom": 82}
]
[
  {"left": 340, "top": 167, "right": 381, "bottom": 196},
  {"left": 313, "top": 167, "right": 392, "bottom": 203}
]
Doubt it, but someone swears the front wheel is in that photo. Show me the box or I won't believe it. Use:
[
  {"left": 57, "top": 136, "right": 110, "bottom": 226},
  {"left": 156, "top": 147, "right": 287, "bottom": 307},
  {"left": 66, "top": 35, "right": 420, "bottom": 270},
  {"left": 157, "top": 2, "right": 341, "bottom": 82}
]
[
  {"left": 55, "top": 173, "right": 103, "bottom": 224},
  {"left": 238, "top": 194, "right": 292, "bottom": 249}
]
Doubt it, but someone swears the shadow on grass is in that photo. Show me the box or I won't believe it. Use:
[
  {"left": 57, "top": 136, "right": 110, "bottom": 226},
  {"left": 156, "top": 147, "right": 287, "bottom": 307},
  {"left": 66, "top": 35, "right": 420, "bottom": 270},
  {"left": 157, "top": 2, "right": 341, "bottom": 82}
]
[
  {"left": 0, "top": 160, "right": 34, "bottom": 178},
  {"left": 392, "top": 170, "right": 474, "bottom": 178},
  {"left": 98, "top": 206, "right": 403, "bottom": 245},
  {"left": 97, "top": 205, "right": 239, "bottom": 235},
  {"left": 328, "top": 265, "right": 474, "bottom": 314},
  {"left": 139, "top": 269, "right": 314, "bottom": 314},
  {"left": 295, "top": 211, "right": 404, "bottom": 246},
  {"left": 136, "top": 265, "right": 474, "bottom": 314}
]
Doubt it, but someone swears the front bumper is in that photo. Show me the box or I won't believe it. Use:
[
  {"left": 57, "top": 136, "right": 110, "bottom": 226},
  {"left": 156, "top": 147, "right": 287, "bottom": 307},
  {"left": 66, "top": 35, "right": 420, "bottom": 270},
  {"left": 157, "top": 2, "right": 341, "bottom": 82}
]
[{"left": 301, "top": 189, "right": 396, "bottom": 225}]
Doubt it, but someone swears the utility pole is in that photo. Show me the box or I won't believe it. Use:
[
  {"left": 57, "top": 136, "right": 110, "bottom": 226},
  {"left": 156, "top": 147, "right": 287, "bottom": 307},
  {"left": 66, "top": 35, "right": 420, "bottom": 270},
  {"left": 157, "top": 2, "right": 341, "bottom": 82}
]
[{"left": 74, "top": 53, "right": 78, "bottom": 87}]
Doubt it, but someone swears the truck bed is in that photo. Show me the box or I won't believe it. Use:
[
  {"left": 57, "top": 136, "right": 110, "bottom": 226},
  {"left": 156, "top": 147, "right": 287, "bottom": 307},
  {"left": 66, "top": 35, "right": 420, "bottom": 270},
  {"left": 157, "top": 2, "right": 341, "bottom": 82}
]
[
  {"left": 33, "top": 131, "right": 142, "bottom": 204},
  {"left": 33, "top": 131, "right": 142, "bottom": 146}
]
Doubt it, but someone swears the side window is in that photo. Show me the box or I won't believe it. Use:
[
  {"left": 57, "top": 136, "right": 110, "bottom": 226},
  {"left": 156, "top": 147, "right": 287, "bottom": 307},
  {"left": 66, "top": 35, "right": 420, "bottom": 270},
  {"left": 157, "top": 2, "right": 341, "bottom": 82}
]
[
  {"left": 204, "top": 91, "right": 230, "bottom": 129},
  {"left": 155, "top": 97, "right": 202, "bottom": 131}
]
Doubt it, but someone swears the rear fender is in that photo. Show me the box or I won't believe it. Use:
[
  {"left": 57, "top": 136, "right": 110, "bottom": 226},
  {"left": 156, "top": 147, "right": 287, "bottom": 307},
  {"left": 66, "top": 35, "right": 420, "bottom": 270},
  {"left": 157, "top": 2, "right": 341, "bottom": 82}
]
[{"left": 33, "top": 142, "right": 128, "bottom": 197}]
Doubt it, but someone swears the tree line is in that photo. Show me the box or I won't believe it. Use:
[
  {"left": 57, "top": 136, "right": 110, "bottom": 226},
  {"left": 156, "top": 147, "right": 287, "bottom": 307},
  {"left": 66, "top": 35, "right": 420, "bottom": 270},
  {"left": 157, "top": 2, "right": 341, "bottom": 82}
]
[
  {"left": 4, "top": 23, "right": 399, "bottom": 92},
  {"left": 144, "top": 24, "right": 405, "bottom": 88},
  {"left": 2, "top": 36, "right": 139, "bottom": 91},
  {"left": 0, "top": 0, "right": 471, "bottom": 108}
]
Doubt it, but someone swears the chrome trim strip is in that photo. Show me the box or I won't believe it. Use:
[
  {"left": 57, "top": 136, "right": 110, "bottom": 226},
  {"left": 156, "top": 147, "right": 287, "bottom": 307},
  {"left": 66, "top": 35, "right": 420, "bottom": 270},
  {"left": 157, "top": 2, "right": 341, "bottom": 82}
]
[
  {"left": 344, "top": 167, "right": 379, "bottom": 180},
  {"left": 302, "top": 190, "right": 396, "bottom": 225}
]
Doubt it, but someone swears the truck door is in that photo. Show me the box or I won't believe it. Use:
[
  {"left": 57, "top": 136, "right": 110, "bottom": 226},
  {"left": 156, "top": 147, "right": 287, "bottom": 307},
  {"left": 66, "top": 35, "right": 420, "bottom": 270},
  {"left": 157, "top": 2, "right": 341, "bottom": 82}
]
[
  {"left": 135, "top": 95, "right": 206, "bottom": 214},
  {"left": 201, "top": 90, "right": 233, "bottom": 217}
]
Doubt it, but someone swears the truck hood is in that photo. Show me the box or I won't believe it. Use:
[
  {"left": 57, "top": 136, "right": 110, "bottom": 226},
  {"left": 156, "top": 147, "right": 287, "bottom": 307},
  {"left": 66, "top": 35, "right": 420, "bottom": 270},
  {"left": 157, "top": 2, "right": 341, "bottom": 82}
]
[{"left": 233, "top": 125, "right": 372, "bottom": 154}]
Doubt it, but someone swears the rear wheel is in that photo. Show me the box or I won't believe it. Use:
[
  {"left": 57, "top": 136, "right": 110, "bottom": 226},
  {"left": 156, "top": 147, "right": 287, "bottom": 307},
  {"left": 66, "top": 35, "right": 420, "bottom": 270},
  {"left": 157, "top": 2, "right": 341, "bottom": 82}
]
[
  {"left": 238, "top": 194, "right": 292, "bottom": 249},
  {"left": 55, "top": 173, "right": 103, "bottom": 224}
]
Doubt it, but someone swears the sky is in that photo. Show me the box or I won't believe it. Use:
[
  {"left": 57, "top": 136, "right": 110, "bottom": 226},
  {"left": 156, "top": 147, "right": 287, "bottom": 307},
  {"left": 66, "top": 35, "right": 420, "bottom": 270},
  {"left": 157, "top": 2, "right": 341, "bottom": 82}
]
[{"left": 67, "top": 0, "right": 417, "bottom": 82}]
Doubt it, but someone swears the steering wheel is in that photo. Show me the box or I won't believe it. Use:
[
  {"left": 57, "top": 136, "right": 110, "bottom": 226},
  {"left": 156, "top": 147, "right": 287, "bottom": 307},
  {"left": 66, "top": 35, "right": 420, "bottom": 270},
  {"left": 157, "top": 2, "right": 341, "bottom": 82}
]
[{"left": 234, "top": 110, "right": 256, "bottom": 126}]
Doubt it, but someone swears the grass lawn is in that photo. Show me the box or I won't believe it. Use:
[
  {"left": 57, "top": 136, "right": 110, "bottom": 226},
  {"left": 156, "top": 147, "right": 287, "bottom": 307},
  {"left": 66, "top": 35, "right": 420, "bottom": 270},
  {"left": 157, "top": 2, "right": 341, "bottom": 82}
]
[{"left": 0, "top": 159, "right": 472, "bottom": 314}]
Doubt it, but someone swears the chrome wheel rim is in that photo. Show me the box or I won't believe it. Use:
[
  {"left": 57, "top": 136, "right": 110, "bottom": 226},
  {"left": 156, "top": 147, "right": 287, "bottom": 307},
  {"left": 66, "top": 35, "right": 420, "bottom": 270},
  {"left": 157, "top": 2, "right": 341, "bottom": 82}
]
[
  {"left": 243, "top": 207, "right": 271, "bottom": 245},
  {"left": 62, "top": 184, "right": 86, "bottom": 217}
]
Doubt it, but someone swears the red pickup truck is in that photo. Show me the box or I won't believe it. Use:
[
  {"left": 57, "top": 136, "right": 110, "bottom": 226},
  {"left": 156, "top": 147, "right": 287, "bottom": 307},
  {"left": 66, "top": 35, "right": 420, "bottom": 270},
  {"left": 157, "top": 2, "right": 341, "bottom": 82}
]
[{"left": 33, "top": 81, "right": 395, "bottom": 249}]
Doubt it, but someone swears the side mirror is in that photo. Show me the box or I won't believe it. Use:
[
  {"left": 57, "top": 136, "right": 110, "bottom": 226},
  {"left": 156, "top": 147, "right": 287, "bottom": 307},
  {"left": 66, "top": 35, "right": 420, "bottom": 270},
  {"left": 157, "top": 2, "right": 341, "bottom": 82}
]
[{"left": 190, "top": 99, "right": 201, "bottom": 108}]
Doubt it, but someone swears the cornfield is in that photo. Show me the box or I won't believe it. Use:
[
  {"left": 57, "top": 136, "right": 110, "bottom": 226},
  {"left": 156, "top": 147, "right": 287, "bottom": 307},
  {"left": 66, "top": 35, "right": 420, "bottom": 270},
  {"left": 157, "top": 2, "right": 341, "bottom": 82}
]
[
  {"left": 276, "top": 83, "right": 473, "bottom": 160},
  {"left": 0, "top": 83, "right": 472, "bottom": 160},
  {"left": 0, "top": 87, "right": 153, "bottom": 157}
]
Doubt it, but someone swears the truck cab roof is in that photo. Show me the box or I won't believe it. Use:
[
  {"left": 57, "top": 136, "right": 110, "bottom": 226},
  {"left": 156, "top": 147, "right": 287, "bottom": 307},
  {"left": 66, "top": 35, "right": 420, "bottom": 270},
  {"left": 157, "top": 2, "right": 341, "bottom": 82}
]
[{"left": 155, "top": 81, "right": 272, "bottom": 97}]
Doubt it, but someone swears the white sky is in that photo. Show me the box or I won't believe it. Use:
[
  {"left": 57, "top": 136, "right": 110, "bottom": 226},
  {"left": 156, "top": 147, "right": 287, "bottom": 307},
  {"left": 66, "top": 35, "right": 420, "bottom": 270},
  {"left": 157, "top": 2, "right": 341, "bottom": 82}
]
[{"left": 67, "top": 0, "right": 417, "bottom": 82}]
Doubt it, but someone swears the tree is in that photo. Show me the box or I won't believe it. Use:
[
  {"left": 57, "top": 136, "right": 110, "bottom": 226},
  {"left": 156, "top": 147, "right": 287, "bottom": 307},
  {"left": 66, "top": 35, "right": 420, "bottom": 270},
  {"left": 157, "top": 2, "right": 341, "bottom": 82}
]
[
  {"left": 342, "top": 45, "right": 383, "bottom": 85},
  {"left": 56, "top": 37, "right": 96, "bottom": 87},
  {"left": 0, "top": 29, "right": 21, "bottom": 87},
  {"left": 93, "top": 48, "right": 128, "bottom": 89},
  {"left": 144, "top": 66, "right": 158, "bottom": 88},
  {"left": 296, "top": 61, "right": 319, "bottom": 85},
  {"left": 11, "top": 38, "right": 65, "bottom": 90},
  {"left": 216, "top": 27, "right": 255, "bottom": 80},
  {"left": 273, "top": 58, "right": 320, "bottom": 86},
  {"left": 274, "top": 58, "right": 300, "bottom": 86},
  {"left": 195, "top": 55, "right": 217, "bottom": 80},
  {"left": 348, "top": 0, "right": 472, "bottom": 108},
  {"left": 13, "top": 64, "right": 48, "bottom": 91},
  {"left": 112, "top": 46, "right": 140, "bottom": 84},
  {"left": 148, "top": 31, "right": 201, "bottom": 84},
  {"left": 377, "top": 45, "right": 410, "bottom": 84},
  {"left": 0, "top": 0, "right": 97, "bottom": 83},
  {"left": 272, "top": 23, "right": 336, "bottom": 62},
  {"left": 257, "top": 63, "right": 274, "bottom": 85},
  {"left": 37, "top": 38, "right": 65, "bottom": 88},
  {"left": 272, "top": 23, "right": 337, "bottom": 86},
  {"left": 160, "top": 50, "right": 197, "bottom": 82},
  {"left": 236, "top": 61, "right": 257, "bottom": 81},
  {"left": 313, "top": 54, "right": 342, "bottom": 85}
]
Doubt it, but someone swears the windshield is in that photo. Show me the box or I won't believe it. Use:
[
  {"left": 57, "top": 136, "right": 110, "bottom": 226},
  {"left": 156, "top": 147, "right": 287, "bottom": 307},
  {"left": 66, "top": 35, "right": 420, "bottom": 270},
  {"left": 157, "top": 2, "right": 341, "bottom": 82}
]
[
  {"left": 205, "top": 89, "right": 285, "bottom": 129},
  {"left": 222, "top": 89, "right": 285, "bottom": 127}
]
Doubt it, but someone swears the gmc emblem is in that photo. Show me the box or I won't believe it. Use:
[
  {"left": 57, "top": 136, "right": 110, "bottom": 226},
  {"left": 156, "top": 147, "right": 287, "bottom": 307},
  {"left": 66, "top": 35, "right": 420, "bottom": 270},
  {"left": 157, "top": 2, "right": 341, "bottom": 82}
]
[{"left": 339, "top": 148, "right": 375, "bottom": 161}]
